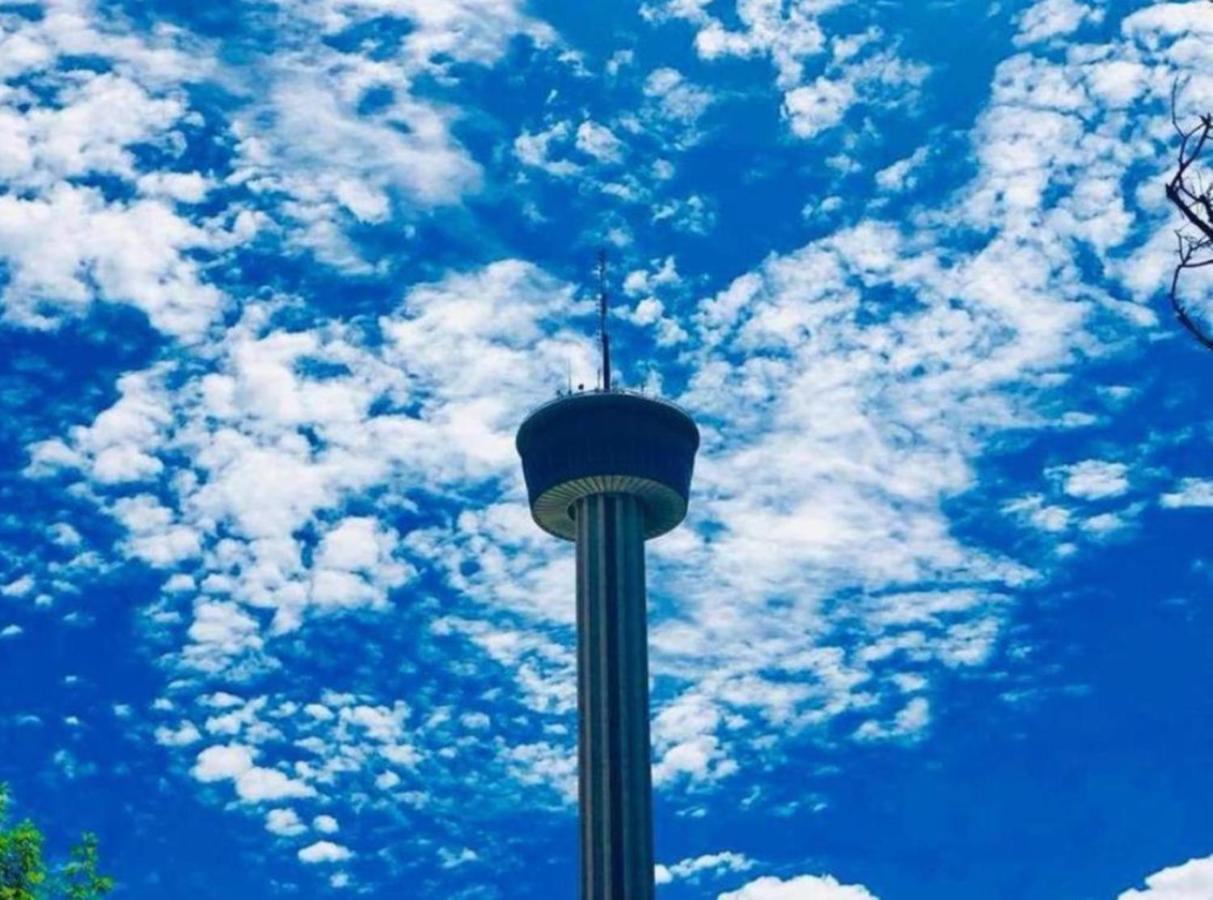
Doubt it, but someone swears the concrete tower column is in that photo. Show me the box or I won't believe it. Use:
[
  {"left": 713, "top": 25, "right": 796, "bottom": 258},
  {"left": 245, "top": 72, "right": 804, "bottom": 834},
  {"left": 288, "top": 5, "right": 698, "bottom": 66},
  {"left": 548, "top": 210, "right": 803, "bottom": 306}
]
[
  {"left": 575, "top": 493, "right": 653, "bottom": 900},
  {"left": 516, "top": 390, "right": 699, "bottom": 900}
]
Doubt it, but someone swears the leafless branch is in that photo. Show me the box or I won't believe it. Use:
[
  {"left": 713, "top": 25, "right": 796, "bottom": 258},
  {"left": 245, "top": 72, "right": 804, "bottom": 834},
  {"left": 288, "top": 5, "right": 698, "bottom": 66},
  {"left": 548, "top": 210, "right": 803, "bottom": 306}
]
[{"left": 1165, "top": 81, "right": 1213, "bottom": 350}]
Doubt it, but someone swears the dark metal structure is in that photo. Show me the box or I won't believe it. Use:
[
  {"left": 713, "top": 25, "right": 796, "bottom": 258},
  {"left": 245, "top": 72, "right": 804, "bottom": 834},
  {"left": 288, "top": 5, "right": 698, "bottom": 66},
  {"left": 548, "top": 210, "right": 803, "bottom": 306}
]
[{"left": 516, "top": 262, "right": 699, "bottom": 899}]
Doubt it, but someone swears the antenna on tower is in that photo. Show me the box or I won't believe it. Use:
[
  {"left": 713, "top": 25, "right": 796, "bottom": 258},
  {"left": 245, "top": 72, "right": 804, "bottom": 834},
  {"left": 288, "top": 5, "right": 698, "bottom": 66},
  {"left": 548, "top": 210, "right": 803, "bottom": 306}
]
[{"left": 597, "top": 248, "right": 611, "bottom": 391}]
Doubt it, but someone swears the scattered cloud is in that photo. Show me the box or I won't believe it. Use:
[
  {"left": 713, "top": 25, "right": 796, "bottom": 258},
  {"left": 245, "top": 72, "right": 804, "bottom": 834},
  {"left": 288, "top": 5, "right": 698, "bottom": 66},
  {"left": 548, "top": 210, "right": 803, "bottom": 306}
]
[
  {"left": 266, "top": 807, "right": 308, "bottom": 837},
  {"left": 2, "top": 0, "right": 1211, "bottom": 894},
  {"left": 645, "top": 0, "right": 927, "bottom": 142},
  {"left": 313, "top": 814, "right": 339, "bottom": 834},
  {"left": 298, "top": 840, "right": 353, "bottom": 864},
  {"left": 1160, "top": 479, "right": 1213, "bottom": 509},
  {"left": 1014, "top": 0, "right": 1105, "bottom": 46},
  {"left": 575, "top": 120, "right": 625, "bottom": 163},
  {"left": 656, "top": 850, "right": 756, "bottom": 885},
  {"left": 1052, "top": 460, "right": 1131, "bottom": 501}
]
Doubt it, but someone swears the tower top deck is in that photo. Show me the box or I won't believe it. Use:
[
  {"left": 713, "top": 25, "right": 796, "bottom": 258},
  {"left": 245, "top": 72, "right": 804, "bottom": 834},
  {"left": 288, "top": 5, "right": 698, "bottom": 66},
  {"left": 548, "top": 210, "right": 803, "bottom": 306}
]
[{"left": 515, "top": 389, "right": 700, "bottom": 541}]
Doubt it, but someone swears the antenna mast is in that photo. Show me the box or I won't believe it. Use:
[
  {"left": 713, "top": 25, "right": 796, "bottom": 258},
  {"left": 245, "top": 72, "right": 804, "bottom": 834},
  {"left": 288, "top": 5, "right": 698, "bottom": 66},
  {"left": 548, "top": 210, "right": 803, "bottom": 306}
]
[{"left": 597, "top": 249, "right": 611, "bottom": 391}]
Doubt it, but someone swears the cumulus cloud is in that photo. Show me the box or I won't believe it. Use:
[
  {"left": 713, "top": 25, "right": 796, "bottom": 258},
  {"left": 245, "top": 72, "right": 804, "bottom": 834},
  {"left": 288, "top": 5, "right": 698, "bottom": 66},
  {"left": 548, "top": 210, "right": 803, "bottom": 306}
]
[
  {"left": 1119, "top": 854, "right": 1213, "bottom": 900},
  {"left": 1160, "top": 479, "right": 1213, "bottom": 509},
  {"left": 575, "top": 120, "right": 625, "bottom": 163},
  {"left": 155, "top": 721, "right": 202, "bottom": 748},
  {"left": 298, "top": 840, "right": 353, "bottom": 864},
  {"left": 28, "top": 259, "right": 602, "bottom": 852},
  {"left": 192, "top": 744, "right": 256, "bottom": 782},
  {"left": 38, "top": 261, "right": 581, "bottom": 661},
  {"left": 0, "top": 2, "right": 227, "bottom": 340},
  {"left": 1052, "top": 460, "right": 1131, "bottom": 501},
  {"left": 191, "top": 743, "right": 313, "bottom": 802},
  {"left": 236, "top": 768, "right": 315, "bottom": 803},
  {"left": 641, "top": 67, "right": 716, "bottom": 146},
  {"left": 0, "top": 168, "right": 225, "bottom": 343},
  {"left": 313, "top": 814, "right": 339, "bottom": 834},
  {"left": 719, "top": 873, "right": 879, "bottom": 900},
  {"left": 266, "top": 808, "right": 308, "bottom": 837},
  {"left": 515, "top": 121, "right": 581, "bottom": 178},
  {"left": 1015, "top": 0, "right": 1104, "bottom": 46}
]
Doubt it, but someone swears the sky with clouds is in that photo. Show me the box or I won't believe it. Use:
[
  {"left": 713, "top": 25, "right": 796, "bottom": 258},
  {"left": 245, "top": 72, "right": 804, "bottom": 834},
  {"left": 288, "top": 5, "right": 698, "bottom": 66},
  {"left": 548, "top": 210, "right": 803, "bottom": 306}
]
[{"left": 0, "top": 0, "right": 1211, "bottom": 897}]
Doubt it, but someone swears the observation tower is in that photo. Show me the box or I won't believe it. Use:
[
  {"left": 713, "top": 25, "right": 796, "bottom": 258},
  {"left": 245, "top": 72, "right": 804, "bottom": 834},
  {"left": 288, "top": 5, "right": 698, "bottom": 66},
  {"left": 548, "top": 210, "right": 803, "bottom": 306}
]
[{"left": 515, "top": 256, "right": 699, "bottom": 899}]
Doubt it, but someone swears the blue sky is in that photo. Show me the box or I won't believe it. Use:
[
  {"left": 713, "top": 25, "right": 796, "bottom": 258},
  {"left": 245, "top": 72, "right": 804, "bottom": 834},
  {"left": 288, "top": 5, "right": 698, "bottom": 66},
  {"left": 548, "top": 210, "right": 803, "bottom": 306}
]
[{"left": 1, "top": 0, "right": 1212, "bottom": 897}]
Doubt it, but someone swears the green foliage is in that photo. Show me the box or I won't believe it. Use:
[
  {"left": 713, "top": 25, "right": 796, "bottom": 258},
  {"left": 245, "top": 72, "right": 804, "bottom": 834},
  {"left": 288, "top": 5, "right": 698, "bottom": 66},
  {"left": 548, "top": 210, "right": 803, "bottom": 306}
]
[
  {"left": 0, "top": 785, "right": 46, "bottom": 900},
  {"left": 59, "top": 835, "right": 112, "bottom": 900},
  {"left": 0, "top": 786, "right": 112, "bottom": 900}
]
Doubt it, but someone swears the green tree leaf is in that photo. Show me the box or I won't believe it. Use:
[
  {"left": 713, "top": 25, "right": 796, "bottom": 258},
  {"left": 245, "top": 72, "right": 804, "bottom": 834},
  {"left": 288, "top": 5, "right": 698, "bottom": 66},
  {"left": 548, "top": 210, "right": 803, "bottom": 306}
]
[{"left": 0, "top": 786, "right": 112, "bottom": 900}]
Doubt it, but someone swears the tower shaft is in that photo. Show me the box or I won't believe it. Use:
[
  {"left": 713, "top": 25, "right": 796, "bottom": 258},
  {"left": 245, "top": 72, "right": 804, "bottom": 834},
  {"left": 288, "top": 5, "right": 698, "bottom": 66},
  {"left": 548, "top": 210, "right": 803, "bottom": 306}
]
[
  {"left": 574, "top": 493, "right": 654, "bottom": 900},
  {"left": 517, "top": 391, "right": 698, "bottom": 896}
]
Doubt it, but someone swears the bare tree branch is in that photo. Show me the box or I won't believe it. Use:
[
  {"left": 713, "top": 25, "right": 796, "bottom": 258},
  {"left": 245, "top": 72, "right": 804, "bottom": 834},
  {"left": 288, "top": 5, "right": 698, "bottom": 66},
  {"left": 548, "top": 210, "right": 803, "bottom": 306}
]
[{"left": 1165, "top": 82, "right": 1213, "bottom": 350}]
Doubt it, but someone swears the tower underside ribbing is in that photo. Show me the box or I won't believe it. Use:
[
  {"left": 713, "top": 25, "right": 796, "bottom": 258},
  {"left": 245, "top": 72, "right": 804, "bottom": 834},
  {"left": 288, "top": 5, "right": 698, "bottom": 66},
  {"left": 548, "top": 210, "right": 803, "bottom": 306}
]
[{"left": 575, "top": 492, "right": 654, "bottom": 900}]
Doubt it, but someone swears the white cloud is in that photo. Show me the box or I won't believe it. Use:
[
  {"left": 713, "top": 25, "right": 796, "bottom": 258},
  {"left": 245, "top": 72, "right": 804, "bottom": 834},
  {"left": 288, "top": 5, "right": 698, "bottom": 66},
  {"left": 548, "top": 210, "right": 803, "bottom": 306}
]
[
  {"left": 575, "top": 120, "right": 625, "bottom": 163},
  {"left": 719, "top": 873, "right": 879, "bottom": 900},
  {"left": 222, "top": 0, "right": 553, "bottom": 268},
  {"left": 648, "top": 1, "right": 927, "bottom": 142},
  {"left": 0, "top": 185, "right": 226, "bottom": 341},
  {"left": 44, "top": 261, "right": 579, "bottom": 663},
  {"left": 608, "top": 0, "right": 1211, "bottom": 788},
  {"left": 854, "top": 697, "right": 931, "bottom": 743},
  {"left": 0, "top": 575, "right": 35, "bottom": 598},
  {"left": 1120, "top": 853, "right": 1213, "bottom": 900},
  {"left": 875, "top": 146, "right": 929, "bottom": 192},
  {"left": 1081, "top": 510, "right": 1133, "bottom": 536},
  {"left": 651, "top": 694, "right": 737, "bottom": 786},
  {"left": 13, "top": 0, "right": 1213, "bottom": 878},
  {"left": 682, "top": 2, "right": 828, "bottom": 87},
  {"left": 186, "top": 602, "right": 264, "bottom": 665},
  {"left": 439, "top": 847, "right": 478, "bottom": 869},
  {"left": 1053, "top": 460, "right": 1130, "bottom": 500},
  {"left": 0, "top": 5, "right": 227, "bottom": 340},
  {"left": 26, "top": 251, "right": 609, "bottom": 855},
  {"left": 234, "top": 65, "right": 479, "bottom": 267},
  {"left": 643, "top": 67, "right": 715, "bottom": 136},
  {"left": 0, "top": 0, "right": 554, "bottom": 314},
  {"left": 192, "top": 744, "right": 255, "bottom": 782},
  {"left": 313, "top": 814, "right": 339, "bottom": 834},
  {"left": 298, "top": 840, "right": 353, "bottom": 864},
  {"left": 191, "top": 743, "right": 312, "bottom": 803},
  {"left": 266, "top": 808, "right": 308, "bottom": 837},
  {"left": 1160, "top": 479, "right": 1213, "bottom": 509},
  {"left": 656, "top": 851, "right": 755, "bottom": 885},
  {"left": 1015, "top": 0, "right": 1104, "bottom": 46},
  {"left": 1005, "top": 495, "right": 1073, "bottom": 533},
  {"left": 155, "top": 721, "right": 202, "bottom": 747},
  {"left": 514, "top": 121, "right": 581, "bottom": 178},
  {"left": 236, "top": 768, "right": 314, "bottom": 803},
  {"left": 783, "top": 77, "right": 856, "bottom": 139}
]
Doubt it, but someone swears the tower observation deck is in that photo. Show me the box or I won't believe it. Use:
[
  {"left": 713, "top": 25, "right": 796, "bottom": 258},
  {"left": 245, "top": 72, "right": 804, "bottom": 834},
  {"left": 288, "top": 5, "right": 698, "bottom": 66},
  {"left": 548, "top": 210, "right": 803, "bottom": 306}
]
[{"left": 516, "top": 388, "right": 699, "bottom": 899}]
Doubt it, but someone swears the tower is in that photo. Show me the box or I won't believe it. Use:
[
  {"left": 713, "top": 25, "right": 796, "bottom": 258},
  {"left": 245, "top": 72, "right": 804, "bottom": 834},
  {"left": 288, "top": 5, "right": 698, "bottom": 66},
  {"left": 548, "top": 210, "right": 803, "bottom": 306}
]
[{"left": 515, "top": 258, "right": 699, "bottom": 899}]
